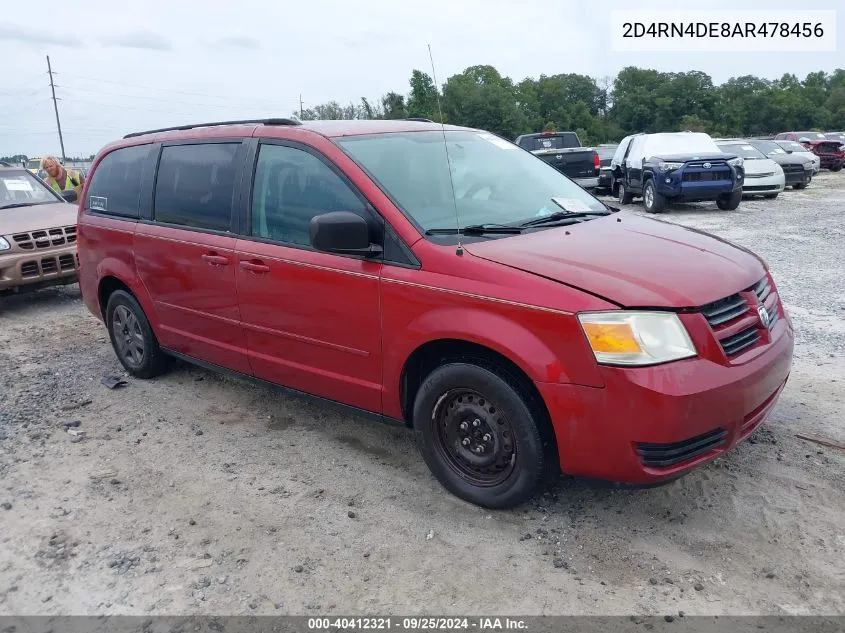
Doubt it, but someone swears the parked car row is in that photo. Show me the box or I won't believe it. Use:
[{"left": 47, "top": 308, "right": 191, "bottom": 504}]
[{"left": 771, "top": 131, "right": 844, "bottom": 171}]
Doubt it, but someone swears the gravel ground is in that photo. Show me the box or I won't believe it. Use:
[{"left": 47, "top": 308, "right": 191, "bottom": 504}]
[{"left": 1, "top": 173, "right": 843, "bottom": 617}]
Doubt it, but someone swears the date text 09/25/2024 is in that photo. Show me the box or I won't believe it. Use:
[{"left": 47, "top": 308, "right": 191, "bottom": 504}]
[{"left": 307, "top": 617, "right": 528, "bottom": 631}]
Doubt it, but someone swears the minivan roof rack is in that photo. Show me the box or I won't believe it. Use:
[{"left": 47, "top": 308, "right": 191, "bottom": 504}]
[{"left": 123, "top": 118, "right": 302, "bottom": 139}]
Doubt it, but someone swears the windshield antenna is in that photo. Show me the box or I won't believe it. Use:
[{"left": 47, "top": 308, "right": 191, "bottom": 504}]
[{"left": 428, "top": 43, "right": 463, "bottom": 256}]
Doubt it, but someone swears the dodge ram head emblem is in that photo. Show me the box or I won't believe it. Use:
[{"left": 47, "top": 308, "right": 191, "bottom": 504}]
[
  {"left": 758, "top": 305, "right": 770, "bottom": 327},
  {"left": 703, "top": 162, "right": 712, "bottom": 169}
]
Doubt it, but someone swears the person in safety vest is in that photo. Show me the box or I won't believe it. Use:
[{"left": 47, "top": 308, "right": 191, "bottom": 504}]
[{"left": 41, "top": 156, "right": 85, "bottom": 195}]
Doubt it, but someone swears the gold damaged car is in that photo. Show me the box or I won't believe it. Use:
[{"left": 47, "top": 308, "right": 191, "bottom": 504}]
[{"left": 0, "top": 163, "right": 79, "bottom": 294}]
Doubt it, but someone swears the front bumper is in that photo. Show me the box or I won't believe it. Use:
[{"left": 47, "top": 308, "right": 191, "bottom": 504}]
[
  {"left": 0, "top": 244, "right": 79, "bottom": 291},
  {"left": 783, "top": 169, "right": 813, "bottom": 185},
  {"left": 538, "top": 309, "right": 794, "bottom": 484},
  {"left": 742, "top": 172, "right": 786, "bottom": 195}
]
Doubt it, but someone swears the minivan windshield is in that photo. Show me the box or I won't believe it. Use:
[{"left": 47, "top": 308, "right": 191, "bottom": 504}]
[{"left": 336, "top": 130, "right": 608, "bottom": 233}]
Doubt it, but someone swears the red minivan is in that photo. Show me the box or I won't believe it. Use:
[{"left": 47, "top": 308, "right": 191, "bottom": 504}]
[{"left": 76, "top": 118, "right": 794, "bottom": 508}]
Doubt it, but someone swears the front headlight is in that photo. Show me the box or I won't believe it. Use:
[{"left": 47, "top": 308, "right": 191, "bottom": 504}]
[
  {"left": 727, "top": 157, "right": 744, "bottom": 168},
  {"left": 0, "top": 236, "right": 10, "bottom": 251},
  {"left": 578, "top": 311, "right": 697, "bottom": 366},
  {"left": 804, "top": 162, "right": 813, "bottom": 170},
  {"left": 658, "top": 161, "right": 684, "bottom": 172}
]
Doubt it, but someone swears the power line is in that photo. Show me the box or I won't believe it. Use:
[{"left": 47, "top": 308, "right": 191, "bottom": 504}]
[
  {"left": 59, "top": 72, "right": 300, "bottom": 107},
  {"left": 60, "top": 86, "right": 297, "bottom": 111}
]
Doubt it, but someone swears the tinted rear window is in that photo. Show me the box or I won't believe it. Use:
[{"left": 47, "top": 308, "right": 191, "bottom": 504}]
[
  {"left": 85, "top": 145, "right": 150, "bottom": 218},
  {"left": 528, "top": 134, "right": 580, "bottom": 150},
  {"left": 153, "top": 143, "right": 240, "bottom": 232}
]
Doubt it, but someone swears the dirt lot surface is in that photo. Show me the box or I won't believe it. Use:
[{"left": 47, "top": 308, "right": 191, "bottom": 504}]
[{"left": 1, "top": 173, "right": 844, "bottom": 617}]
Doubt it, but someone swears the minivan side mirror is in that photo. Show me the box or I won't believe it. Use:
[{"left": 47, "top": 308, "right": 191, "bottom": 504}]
[
  {"left": 60, "top": 189, "right": 77, "bottom": 203},
  {"left": 309, "top": 211, "right": 382, "bottom": 257}
]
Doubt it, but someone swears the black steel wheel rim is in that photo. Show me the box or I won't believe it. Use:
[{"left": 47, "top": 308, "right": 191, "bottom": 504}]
[
  {"left": 112, "top": 305, "right": 145, "bottom": 369},
  {"left": 432, "top": 388, "right": 517, "bottom": 487}
]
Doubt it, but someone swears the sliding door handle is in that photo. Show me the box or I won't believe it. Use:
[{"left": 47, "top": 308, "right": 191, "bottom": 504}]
[{"left": 239, "top": 260, "right": 270, "bottom": 274}]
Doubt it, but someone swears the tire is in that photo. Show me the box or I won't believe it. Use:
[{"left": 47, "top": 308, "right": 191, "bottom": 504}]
[
  {"left": 617, "top": 181, "right": 633, "bottom": 205},
  {"left": 642, "top": 179, "right": 665, "bottom": 213},
  {"left": 105, "top": 289, "right": 172, "bottom": 379},
  {"left": 762, "top": 193, "right": 779, "bottom": 199},
  {"left": 412, "top": 362, "right": 550, "bottom": 509},
  {"left": 793, "top": 183, "right": 807, "bottom": 190},
  {"left": 716, "top": 190, "right": 742, "bottom": 210},
  {"left": 831, "top": 163, "right": 842, "bottom": 172}
]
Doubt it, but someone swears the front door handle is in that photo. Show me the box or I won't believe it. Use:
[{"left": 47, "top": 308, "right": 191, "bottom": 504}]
[
  {"left": 239, "top": 260, "right": 270, "bottom": 274},
  {"left": 202, "top": 253, "right": 229, "bottom": 266}
]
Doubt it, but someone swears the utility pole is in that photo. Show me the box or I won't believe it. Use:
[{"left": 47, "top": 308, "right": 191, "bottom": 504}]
[
  {"left": 299, "top": 94, "right": 304, "bottom": 119},
  {"left": 46, "top": 55, "right": 66, "bottom": 162}
]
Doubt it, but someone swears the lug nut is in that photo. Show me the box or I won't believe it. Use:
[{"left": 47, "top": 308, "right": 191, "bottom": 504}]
[
  {"left": 474, "top": 446, "right": 484, "bottom": 454},
  {"left": 459, "top": 421, "right": 469, "bottom": 432},
  {"left": 483, "top": 433, "right": 492, "bottom": 442},
  {"left": 462, "top": 438, "right": 471, "bottom": 446},
  {"left": 473, "top": 419, "right": 481, "bottom": 428}
]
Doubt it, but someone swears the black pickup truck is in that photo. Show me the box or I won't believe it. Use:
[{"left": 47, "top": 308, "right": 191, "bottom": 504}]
[{"left": 514, "top": 131, "right": 600, "bottom": 189}]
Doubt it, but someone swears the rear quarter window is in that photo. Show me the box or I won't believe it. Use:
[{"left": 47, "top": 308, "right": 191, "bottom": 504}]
[
  {"left": 85, "top": 145, "right": 151, "bottom": 218},
  {"left": 153, "top": 143, "right": 241, "bottom": 232}
]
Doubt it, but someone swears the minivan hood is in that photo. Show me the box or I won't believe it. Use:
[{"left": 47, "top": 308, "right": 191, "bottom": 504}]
[
  {"left": 0, "top": 202, "right": 77, "bottom": 236},
  {"left": 464, "top": 214, "right": 765, "bottom": 308}
]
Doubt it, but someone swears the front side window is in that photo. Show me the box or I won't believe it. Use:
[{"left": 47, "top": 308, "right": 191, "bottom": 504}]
[
  {"left": 85, "top": 145, "right": 150, "bottom": 218},
  {"left": 335, "top": 131, "right": 606, "bottom": 234},
  {"left": 154, "top": 143, "right": 240, "bottom": 232},
  {"left": 251, "top": 144, "right": 367, "bottom": 246}
]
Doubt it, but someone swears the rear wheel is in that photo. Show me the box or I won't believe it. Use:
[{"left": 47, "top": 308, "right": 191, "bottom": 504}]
[
  {"left": 793, "top": 183, "right": 807, "bottom": 190},
  {"left": 412, "top": 363, "right": 549, "bottom": 509},
  {"left": 105, "top": 290, "right": 172, "bottom": 378},
  {"left": 830, "top": 163, "right": 842, "bottom": 172},
  {"left": 762, "top": 193, "right": 779, "bottom": 199},
  {"left": 642, "top": 179, "right": 665, "bottom": 213},
  {"left": 716, "top": 190, "right": 742, "bottom": 210}
]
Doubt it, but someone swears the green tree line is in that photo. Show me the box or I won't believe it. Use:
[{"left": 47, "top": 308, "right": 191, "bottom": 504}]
[{"left": 297, "top": 65, "right": 845, "bottom": 145}]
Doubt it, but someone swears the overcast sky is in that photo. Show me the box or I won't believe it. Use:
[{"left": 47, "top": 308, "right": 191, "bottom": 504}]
[{"left": 1, "top": 0, "right": 841, "bottom": 157}]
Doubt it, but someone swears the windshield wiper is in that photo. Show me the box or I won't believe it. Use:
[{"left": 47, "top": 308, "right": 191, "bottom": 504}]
[
  {"left": 0, "top": 202, "right": 40, "bottom": 210},
  {"left": 426, "top": 224, "right": 524, "bottom": 236},
  {"left": 519, "top": 210, "right": 610, "bottom": 228}
]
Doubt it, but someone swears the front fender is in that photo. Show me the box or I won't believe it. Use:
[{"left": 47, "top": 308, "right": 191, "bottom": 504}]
[{"left": 382, "top": 303, "right": 605, "bottom": 420}]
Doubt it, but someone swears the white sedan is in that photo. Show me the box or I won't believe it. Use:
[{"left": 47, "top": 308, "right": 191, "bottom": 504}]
[
  {"left": 716, "top": 141, "right": 785, "bottom": 199},
  {"left": 775, "top": 140, "right": 821, "bottom": 174}
]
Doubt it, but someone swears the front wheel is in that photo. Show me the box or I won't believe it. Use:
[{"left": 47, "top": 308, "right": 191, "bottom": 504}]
[
  {"left": 762, "top": 193, "right": 779, "bottom": 199},
  {"left": 793, "top": 183, "right": 807, "bottom": 190},
  {"left": 642, "top": 179, "right": 666, "bottom": 213},
  {"left": 412, "top": 363, "right": 549, "bottom": 509},
  {"left": 716, "top": 190, "right": 742, "bottom": 210},
  {"left": 830, "top": 163, "right": 842, "bottom": 172}
]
